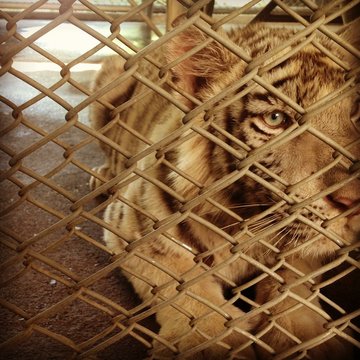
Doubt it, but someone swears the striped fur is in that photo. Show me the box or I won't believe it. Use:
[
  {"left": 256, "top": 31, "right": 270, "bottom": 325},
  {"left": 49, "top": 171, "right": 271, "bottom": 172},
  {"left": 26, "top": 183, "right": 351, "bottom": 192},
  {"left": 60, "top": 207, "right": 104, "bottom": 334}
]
[{"left": 90, "top": 20, "right": 360, "bottom": 359}]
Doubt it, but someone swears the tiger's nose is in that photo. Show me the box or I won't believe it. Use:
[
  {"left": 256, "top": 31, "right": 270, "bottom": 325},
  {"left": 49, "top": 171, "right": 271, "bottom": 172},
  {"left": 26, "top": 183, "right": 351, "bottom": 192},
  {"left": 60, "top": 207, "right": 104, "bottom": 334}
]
[{"left": 326, "top": 194, "right": 360, "bottom": 216}]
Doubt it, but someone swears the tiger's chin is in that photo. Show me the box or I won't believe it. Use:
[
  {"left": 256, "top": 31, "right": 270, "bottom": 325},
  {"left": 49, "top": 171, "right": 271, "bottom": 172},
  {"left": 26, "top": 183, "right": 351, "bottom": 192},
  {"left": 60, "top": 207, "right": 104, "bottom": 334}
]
[{"left": 296, "top": 215, "right": 359, "bottom": 259}]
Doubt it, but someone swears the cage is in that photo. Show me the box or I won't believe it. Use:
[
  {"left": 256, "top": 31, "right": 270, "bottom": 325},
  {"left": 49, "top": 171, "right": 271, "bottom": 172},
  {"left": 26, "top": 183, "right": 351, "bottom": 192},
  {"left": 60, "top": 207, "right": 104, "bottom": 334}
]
[{"left": 1, "top": 1, "right": 360, "bottom": 359}]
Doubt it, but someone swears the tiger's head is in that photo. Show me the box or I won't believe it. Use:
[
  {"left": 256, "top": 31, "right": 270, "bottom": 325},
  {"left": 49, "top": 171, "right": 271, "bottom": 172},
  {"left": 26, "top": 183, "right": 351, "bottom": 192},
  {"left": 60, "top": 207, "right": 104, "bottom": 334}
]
[{"left": 164, "top": 19, "right": 360, "bottom": 257}]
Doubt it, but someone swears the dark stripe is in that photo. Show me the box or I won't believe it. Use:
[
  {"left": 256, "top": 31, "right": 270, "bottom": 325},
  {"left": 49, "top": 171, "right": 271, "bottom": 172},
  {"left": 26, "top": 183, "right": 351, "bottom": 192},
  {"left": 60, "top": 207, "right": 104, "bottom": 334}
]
[
  {"left": 118, "top": 207, "right": 124, "bottom": 222},
  {"left": 177, "top": 221, "right": 209, "bottom": 254},
  {"left": 203, "top": 255, "right": 214, "bottom": 267},
  {"left": 235, "top": 84, "right": 247, "bottom": 95},
  {"left": 242, "top": 109, "right": 260, "bottom": 119},
  {"left": 229, "top": 177, "right": 271, "bottom": 219},
  {"left": 134, "top": 182, "right": 151, "bottom": 236},
  {"left": 164, "top": 148, "right": 178, "bottom": 164},
  {"left": 250, "top": 93, "right": 273, "bottom": 104},
  {"left": 156, "top": 159, "right": 212, "bottom": 260},
  {"left": 148, "top": 243, "right": 167, "bottom": 256},
  {"left": 158, "top": 162, "right": 180, "bottom": 214},
  {"left": 225, "top": 106, "right": 235, "bottom": 134},
  {"left": 250, "top": 122, "right": 270, "bottom": 136},
  {"left": 272, "top": 75, "right": 297, "bottom": 89},
  {"left": 140, "top": 181, "right": 146, "bottom": 199},
  {"left": 113, "top": 80, "right": 137, "bottom": 107},
  {"left": 235, "top": 109, "right": 253, "bottom": 147},
  {"left": 224, "top": 107, "right": 238, "bottom": 173},
  {"left": 134, "top": 208, "right": 149, "bottom": 237},
  {"left": 159, "top": 157, "right": 213, "bottom": 266},
  {"left": 269, "top": 57, "right": 292, "bottom": 74}
]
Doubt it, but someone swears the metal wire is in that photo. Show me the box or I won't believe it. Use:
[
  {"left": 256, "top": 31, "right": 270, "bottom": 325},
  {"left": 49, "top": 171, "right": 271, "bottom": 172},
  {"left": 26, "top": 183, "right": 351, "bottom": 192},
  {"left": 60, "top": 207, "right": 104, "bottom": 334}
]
[{"left": 0, "top": 0, "right": 359, "bottom": 359}]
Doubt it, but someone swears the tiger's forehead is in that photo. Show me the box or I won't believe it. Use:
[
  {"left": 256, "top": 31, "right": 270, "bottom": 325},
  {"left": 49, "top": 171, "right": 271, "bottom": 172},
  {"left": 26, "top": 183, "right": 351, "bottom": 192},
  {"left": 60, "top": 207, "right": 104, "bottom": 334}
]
[
  {"left": 227, "top": 24, "right": 347, "bottom": 108},
  {"left": 245, "top": 47, "right": 347, "bottom": 109}
]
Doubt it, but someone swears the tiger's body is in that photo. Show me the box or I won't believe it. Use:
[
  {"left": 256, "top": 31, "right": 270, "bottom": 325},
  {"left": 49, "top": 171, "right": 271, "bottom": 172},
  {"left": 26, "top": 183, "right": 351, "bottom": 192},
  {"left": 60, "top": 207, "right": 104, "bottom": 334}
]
[{"left": 90, "top": 20, "right": 360, "bottom": 359}]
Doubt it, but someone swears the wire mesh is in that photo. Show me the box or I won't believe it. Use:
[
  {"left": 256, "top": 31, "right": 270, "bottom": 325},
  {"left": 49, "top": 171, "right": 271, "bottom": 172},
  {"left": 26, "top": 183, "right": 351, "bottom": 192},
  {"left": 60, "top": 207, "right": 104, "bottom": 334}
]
[{"left": 1, "top": 0, "right": 360, "bottom": 359}]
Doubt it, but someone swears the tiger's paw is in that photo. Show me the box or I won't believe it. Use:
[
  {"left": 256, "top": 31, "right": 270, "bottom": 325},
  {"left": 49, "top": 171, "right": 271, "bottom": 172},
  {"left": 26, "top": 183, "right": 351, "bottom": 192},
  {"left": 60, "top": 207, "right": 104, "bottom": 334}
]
[{"left": 149, "top": 321, "right": 256, "bottom": 359}]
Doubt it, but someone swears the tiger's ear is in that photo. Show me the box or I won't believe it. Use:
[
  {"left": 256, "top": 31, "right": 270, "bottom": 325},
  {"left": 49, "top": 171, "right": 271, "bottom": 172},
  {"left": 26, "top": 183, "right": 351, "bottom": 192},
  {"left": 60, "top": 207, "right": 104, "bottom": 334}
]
[{"left": 165, "top": 17, "right": 237, "bottom": 107}]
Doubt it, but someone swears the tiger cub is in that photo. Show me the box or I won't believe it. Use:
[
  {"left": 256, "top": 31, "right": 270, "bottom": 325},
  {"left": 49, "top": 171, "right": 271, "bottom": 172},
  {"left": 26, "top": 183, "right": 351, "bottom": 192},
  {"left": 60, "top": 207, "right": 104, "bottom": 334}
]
[{"left": 90, "top": 18, "right": 360, "bottom": 359}]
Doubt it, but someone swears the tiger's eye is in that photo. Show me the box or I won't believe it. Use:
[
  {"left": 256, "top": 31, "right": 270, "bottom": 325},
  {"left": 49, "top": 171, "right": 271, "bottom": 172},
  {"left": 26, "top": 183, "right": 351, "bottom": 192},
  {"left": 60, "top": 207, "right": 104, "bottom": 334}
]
[{"left": 263, "top": 112, "right": 286, "bottom": 127}]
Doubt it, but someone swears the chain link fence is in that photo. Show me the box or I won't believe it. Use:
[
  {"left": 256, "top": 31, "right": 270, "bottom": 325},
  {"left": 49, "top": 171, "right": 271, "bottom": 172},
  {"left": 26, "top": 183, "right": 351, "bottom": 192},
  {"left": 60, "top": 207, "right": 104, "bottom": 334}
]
[{"left": 1, "top": 0, "right": 360, "bottom": 359}]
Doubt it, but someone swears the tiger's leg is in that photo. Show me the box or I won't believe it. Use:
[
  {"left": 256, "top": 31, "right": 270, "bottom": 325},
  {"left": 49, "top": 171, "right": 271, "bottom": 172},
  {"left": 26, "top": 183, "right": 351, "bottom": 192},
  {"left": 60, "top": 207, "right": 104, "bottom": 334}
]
[
  {"left": 130, "top": 263, "right": 256, "bottom": 359},
  {"left": 254, "top": 259, "right": 353, "bottom": 360},
  {"left": 151, "top": 280, "right": 257, "bottom": 360},
  {"left": 103, "top": 220, "right": 255, "bottom": 359}
]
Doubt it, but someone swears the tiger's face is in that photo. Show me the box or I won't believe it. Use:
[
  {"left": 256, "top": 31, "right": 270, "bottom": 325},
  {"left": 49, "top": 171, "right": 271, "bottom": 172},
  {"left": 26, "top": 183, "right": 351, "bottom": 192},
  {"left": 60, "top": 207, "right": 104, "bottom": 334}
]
[
  {"left": 222, "top": 80, "right": 359, "bottom": 255},
  {"left": 216, "top": 50, "right": 360, "bottom": 254},
  {"left": 167, "top": 21, "right": 360, "bottom": 256}
]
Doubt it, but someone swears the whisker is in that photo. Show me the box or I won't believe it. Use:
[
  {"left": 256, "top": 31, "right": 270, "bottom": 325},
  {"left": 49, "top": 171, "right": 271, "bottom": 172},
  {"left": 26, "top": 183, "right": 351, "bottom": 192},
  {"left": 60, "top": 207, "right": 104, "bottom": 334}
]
[
  {"left": 197, "top": 202, "right": 276, "bottom": 218},
  {"left": 220, "top": 221, "right": 241, "bottom": 231},
  {"left": 273, "top": 227, "right": 292, "bottom": 248},
  {"left": 219, "top": 216, "right": 278, "bottom": 231},
  {"left": 248, "top": 215, "right": 281, "bottom": 232},
  {"left": 261, "top": 226, "right": 291, "bottom": 256},
  {"left": 228, "top": 203, "right": 275, "bottom": 208},
  {"left": 284, "top": 222, "right": 301, "bottom": 248},
  {"left": 220, "top": 215, "right": 279, "bottom": 231},
  {"left": 301, "top": 225, "right": 314, "bottom": 246}
]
